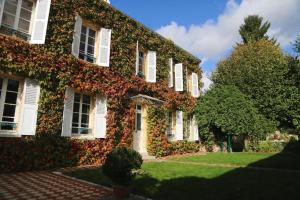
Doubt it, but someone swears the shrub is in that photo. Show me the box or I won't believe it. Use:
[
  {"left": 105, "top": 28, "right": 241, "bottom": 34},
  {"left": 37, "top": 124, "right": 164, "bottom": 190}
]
[
  {"left": 102, "top": 147, "right": 143, "bottom": 186},
  {"left": 247, "top": 141, "right": 285, "bottom": 153}
]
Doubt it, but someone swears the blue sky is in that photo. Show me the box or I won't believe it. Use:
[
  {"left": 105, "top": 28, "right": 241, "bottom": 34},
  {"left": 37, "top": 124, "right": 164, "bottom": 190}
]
[{"left": 110, "top": 0, "right": 300, "bottom": 79}]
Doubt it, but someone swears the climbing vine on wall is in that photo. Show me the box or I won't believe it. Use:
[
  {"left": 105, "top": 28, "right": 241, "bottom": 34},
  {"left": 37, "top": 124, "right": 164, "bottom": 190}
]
[{"left": 0, "top": 0, "right": 201, "bottom": 172}]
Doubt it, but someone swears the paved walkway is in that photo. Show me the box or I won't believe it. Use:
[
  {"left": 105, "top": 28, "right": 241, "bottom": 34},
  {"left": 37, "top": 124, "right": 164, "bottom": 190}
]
[{"left": 0, "top": 171, "right": 112, "bottom": 200}]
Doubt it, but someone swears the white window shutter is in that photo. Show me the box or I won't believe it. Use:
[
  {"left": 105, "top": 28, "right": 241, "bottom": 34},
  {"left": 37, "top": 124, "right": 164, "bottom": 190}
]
[
  {"left": 193, "top": 115, "right": 199, "bottom": 141},
  {"left": 0, "top": 0, "right": 5, "bottom": 26},
  {"left": 30, "top": 0, "right": 51, "bottom": 44},
  {"left": 175, "top": 111, "right": 183, "bottom": 141},
  {"left": 135, "top": 41, "right": 139, "bottom": 75},
  {"left": 168, "top": 58, "right": 173, "bottom": 87},
  {"left": 175, "top": 63, "right": 183, "bottom": 91},
  {"left": 146, "top": 51, "right": 156, "bottom": 82},
  {"left": 97, "top": 28, "right": 111, "bottom": 67},
  {"left": 192, "top": 72, "right": 199, "bottom": 97},
  {"left": 72, "top": 15, "right": 82, "bottom": 58},
  {"left": 19, "top": 79, "right": 40, "bottom": 136},
  {"left": 94, "top": 95, "right": 107, "bottom": 138},
  {"left": 189, "top": 115, "right": 199, "bottom": 141},
  {"left": 61, "top": 88, "right": 74, "bottom": 137}
]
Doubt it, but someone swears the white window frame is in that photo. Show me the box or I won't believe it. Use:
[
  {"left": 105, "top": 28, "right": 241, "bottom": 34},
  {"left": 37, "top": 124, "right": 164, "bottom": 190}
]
[
  {"left": 136, "top": 49, "right": 146, "bottom": 77},
  {"left": 0, "top": 76, "right": 22, "bottom": 136},
  {"left": 1, "top": 0, "right": 35, "bottom": 35},
  {"left": 135, "top": 105, "right": 142, "bottom": 131},
  {"left": 79, "top": 25, "right": 97, "bottom": 63},
  {"left": 71, "top": 93, "right": 93, "bottom": 136}
]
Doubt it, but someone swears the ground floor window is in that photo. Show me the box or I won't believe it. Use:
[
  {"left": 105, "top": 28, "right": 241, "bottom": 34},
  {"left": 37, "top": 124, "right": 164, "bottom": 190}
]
[
  {"left": 0, "top": 77, "right": 20, "bottom": 131},
  {"left": 135, "top": 105, "right": 142, "bottom": 131},
  {"left": 72, "top": 93, "right": 91, "bottom": 135}
]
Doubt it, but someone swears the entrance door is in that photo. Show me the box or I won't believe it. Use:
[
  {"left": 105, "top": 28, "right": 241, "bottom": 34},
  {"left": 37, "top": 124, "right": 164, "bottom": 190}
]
[{"left": 133, "top": 105, "right": 148, "bottom": 155}]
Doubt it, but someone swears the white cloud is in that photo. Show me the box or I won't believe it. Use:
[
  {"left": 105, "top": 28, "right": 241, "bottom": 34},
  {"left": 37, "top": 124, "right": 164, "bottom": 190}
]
[
  {"left": 201, "top": 72, "right": 213, "bottom": 93},
  {"left": 157, "top": 0, "right": 300, "bottom": 69}
]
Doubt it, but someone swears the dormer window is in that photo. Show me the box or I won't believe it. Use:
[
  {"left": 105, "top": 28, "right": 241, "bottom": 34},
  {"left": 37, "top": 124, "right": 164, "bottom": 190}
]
[
  {"left": 0, "top": 0, "right": 51, "bottom": 44},
  {"left": 79, "top": 25, "right": 96, "bottom": 63}
]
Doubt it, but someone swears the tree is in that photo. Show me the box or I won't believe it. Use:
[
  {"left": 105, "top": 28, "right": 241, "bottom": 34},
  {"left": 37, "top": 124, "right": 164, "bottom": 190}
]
[
  {"left": 239, "top": 15, "right": 273, "bottom": 44},
  {"left": 195, "top": 85, "right": 274, "bottom": 149},
  {"left": 212, "top": 40, "right": 299, "bottom": 128}
]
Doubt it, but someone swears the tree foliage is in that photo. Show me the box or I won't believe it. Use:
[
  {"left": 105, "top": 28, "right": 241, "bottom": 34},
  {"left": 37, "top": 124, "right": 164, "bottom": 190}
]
[
  {"left": 212, "top": 40, "right": 300, "bottom": 128},
  {"left": 195, "top": 85, "right": 275, "bottom": 142},
  {"left": 239, "top": 15, "right": 273, "bottom": 44}
]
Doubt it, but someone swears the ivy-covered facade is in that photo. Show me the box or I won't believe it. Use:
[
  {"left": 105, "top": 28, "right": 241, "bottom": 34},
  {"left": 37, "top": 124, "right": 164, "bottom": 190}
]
[{"left": 0, "top": 0, "right": 202, "bottom": 172}]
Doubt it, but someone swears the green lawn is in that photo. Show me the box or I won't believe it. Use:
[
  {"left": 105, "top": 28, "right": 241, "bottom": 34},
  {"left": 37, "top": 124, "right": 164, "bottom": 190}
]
[
  {"left": 66, "top": 152, "right": 300, "bottom": 200},
  {"left": 171, "top": 152, "right": 300, "bottom": 170}
]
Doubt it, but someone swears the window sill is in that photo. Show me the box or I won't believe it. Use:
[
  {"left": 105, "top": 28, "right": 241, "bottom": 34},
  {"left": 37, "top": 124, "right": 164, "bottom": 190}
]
[
  {"left": 0, "top": 131, "right": 21, "bottom": 138},
  {"left": 71, "top": 134, "right": 95, "bottom": 140}
]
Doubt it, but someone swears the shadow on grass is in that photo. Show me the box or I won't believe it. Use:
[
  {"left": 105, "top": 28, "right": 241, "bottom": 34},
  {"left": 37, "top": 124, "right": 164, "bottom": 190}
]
[
  {"left": 67, "top": 146, "right": 300, "bottom": 200},
  {"left": 132, "top": 151, "right": 300, "bottom": 200},
  {"left": 133, "top": 165, "right": 300, "bottom": 200}
]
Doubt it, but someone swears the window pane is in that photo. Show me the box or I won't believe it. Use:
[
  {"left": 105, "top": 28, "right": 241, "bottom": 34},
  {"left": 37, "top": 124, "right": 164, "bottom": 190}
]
[
  {"left": 72, "top": 113, "right": 79, "bottom": 123},
  {"left": 2, "top": 13, "right": 15, "bottom": 27},
  {"left": 74, "top": 93, "right": 80, "bottom": 102},
  {"left": 89, "top": 29, "right": 96, "bottom": 38},
  {"left": 136, "top": 113, "right": 141, "bottom": 131},
  {"left": 4, "top": 92, "right": 18, "bottom": 104},
  {"left": 88, "top": 37, "right": 95, "bottom": 46},
  {"left": 82, "top": 95, "right": 90, "bottom": 104},
  {"left": 79, "top": 42, "right": 85, "bottom": 51},
  {"left": 7, "top": 79, "right": 19, "bottom": 92},
  {"left": 81, "top": 26, "right": 87, "bottom": 35},
  {"left": 18, "top": 18, "right": 30, "bottom": 33},
  {"left": 81, "top": 114, "right": 89, "bottom": 124},
  {"left": 80, "top": 34, "right": 86, "bottom": 43},
  {"left": 87, "top": 45, "right": 94, "bottom": 55},
  {"left": 21, "top": 0, "right": 33, "bottom": 10},
  {"left": 82, "top": 104, "right": 90, "bottom": 114},
  {"left": 4, "top": 0, "right": 18, "bottom": 15},
  {"left": 73, "top": 102, "right": 80, "bottom": 112},
  {"left": 3, "top": 104, "right": 16, "bottom": 117},
  {"left": 19, "top": 8, "right": 31, "bottom": 21},
  {"left": 72, "top": 128, "right": 78, "bottom": 134}
]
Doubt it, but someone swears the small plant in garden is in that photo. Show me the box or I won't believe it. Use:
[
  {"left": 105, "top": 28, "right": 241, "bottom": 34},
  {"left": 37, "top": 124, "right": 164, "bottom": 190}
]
[{"left": 102, "top": 147, "right": 143, "bottom": 186}]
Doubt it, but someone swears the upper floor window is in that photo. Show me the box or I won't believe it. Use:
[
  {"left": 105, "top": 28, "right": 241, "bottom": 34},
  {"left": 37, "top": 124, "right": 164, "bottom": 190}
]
[
  {"left": 79, "top": 25, "right": 96, "bottom": 63},
  {"left": 0, "top": 0, "right": 51, "bottom": 44},
  {"left": 72, "top": 16, "right": 112, "bottom": 67},
  {"left": 137, "top": 50, "right": 145, "bottom": 77},
  {"left": 135, "top": 41, "right": 156, "bottom": 82}
]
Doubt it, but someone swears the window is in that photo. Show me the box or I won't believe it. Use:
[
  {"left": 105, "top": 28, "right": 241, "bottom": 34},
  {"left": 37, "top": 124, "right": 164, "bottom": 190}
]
[
  {"left": 79, "top": 25, "right": 96, "bottom": 63},
  {"left": 166, "top": 112, "right": 174, "bottom": 136},
  {"left": 1, "top": 0, "right": 34, "bottom": 39},
  {"left": 137, "top": 51, "right": 145, "bottom": 76},
  {"left": 135, "top": 105, "right": 142, "bottom": 131},
  {"left": 71, "top": 93, "right": 91, "bottom": 135},
  {"left": 0, "top": 78, "right": 20, "bottom": 131}
]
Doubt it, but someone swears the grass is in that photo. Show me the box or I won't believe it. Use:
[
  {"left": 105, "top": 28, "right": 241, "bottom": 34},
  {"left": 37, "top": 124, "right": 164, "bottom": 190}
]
[
  {"left": 170, "top": 152, "right": 274, "bottom": 166},
  {"left": 66, "top": 152, "right": 300, "bottom": 200}
]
